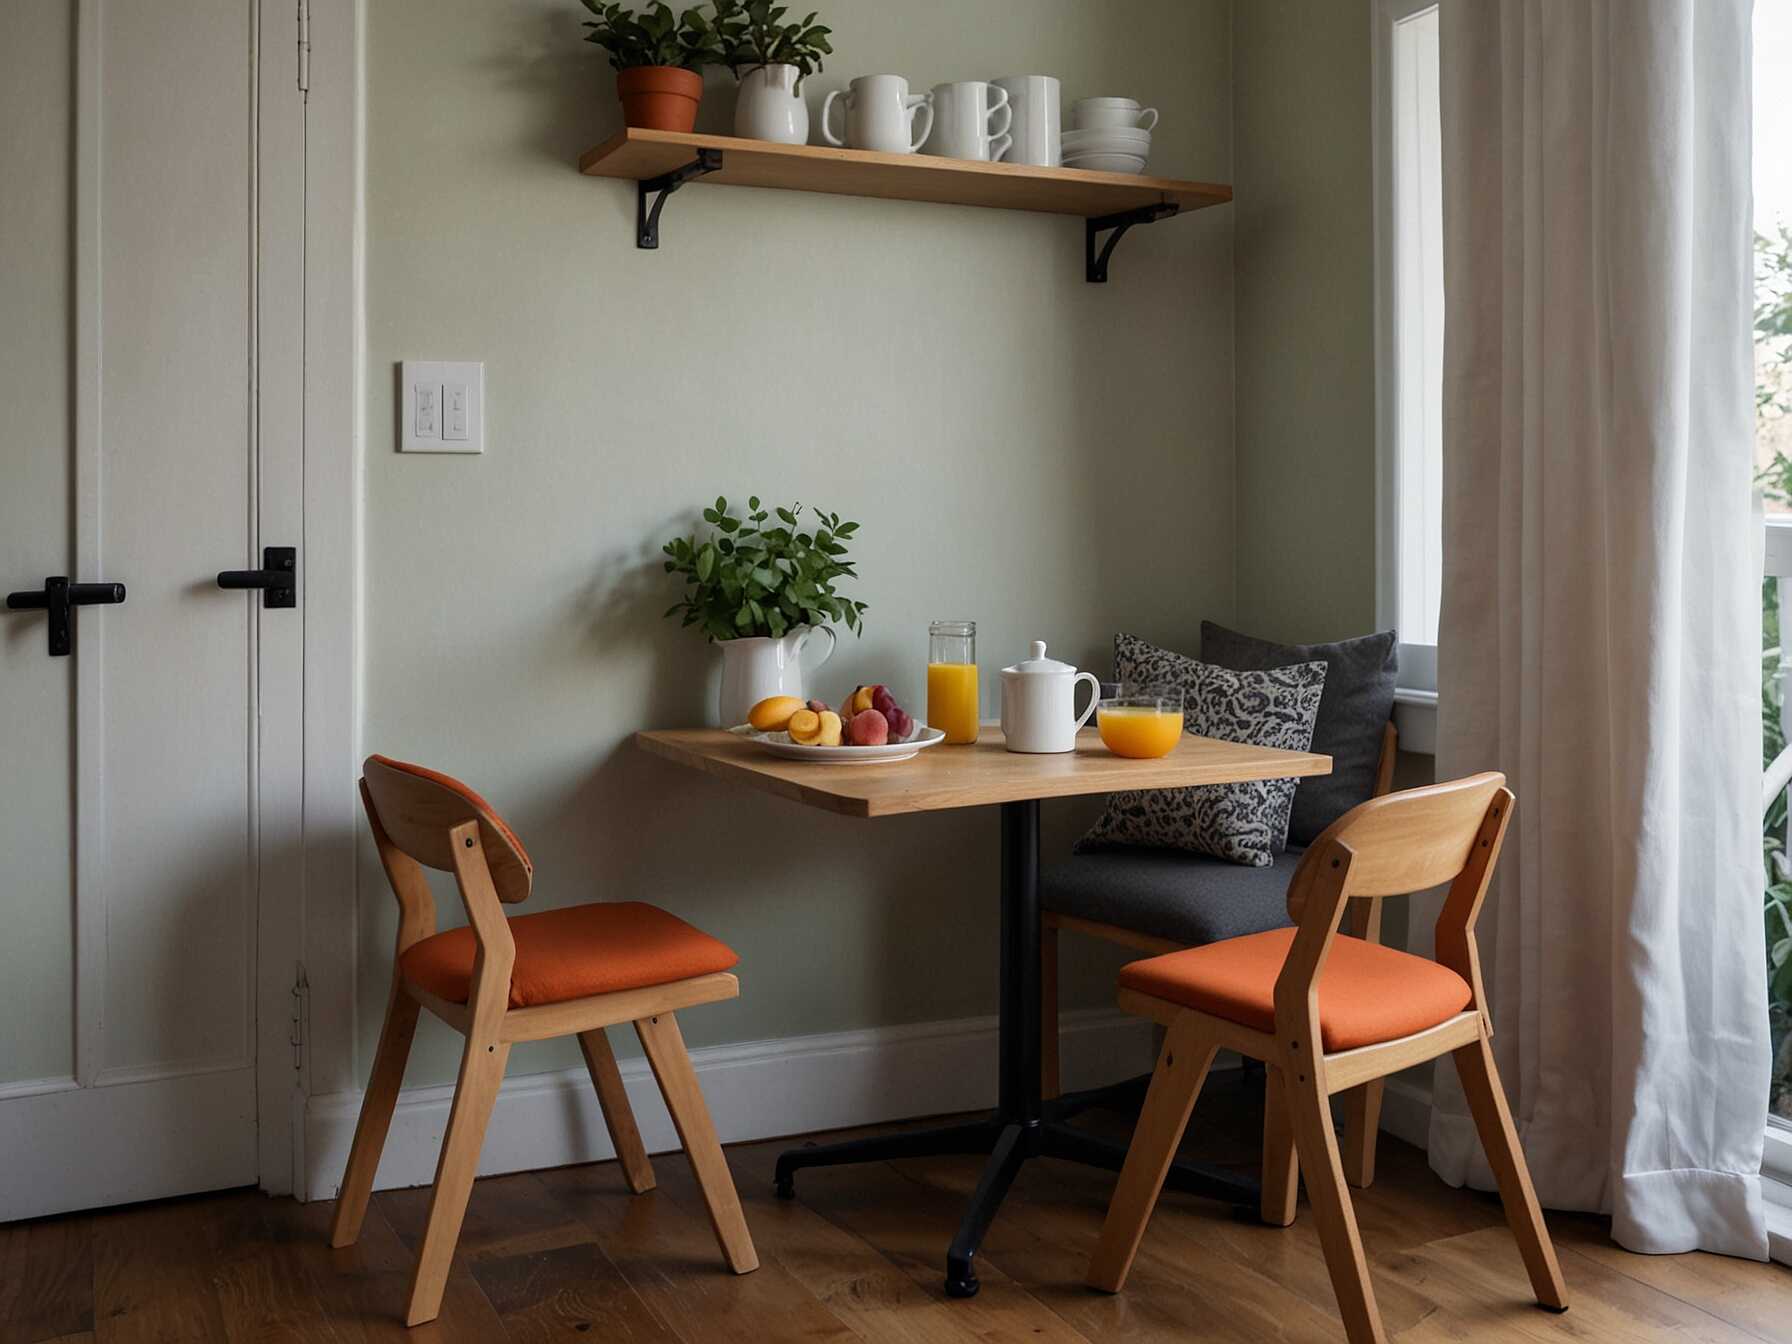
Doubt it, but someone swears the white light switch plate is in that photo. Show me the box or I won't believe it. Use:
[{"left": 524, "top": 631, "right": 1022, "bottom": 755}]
[{"left": 401, "top": 361, "right": 484, "bottom": 454}]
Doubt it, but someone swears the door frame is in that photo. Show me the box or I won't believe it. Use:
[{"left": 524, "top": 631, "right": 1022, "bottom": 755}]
[{"left": 284, "top": 0, "right": 364, "bottom": 1198}]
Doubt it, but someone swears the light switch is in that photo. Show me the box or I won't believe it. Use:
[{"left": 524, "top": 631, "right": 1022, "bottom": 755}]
[
  {"left": 414, "top": 383, "right": 440, "bottom": 438},
  {"left": 400, "top": 361, "right": 484, "bottom": 454},
  {"left": 443, "top": 382, "right": 468, "bottom": 441}
]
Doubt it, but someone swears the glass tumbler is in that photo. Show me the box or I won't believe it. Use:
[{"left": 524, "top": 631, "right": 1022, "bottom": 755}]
[{"left": 927, "top": 620, "right": 979, "bottom": 744}]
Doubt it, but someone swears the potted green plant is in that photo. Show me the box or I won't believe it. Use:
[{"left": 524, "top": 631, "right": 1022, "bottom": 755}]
[
  {"left": 712, "top": 1, "right": 833, "bottom": 144},
  {"left": 579, "top": 1, "right": 725, "bottom": 133},
  {"left": 662, "top": 496, "right": 865, "bottom": 724}
]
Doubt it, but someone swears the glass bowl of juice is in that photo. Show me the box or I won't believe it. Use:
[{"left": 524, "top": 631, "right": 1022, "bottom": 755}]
[{"left": 1096, "top": 691, "right": 1185, "bottom": 759}]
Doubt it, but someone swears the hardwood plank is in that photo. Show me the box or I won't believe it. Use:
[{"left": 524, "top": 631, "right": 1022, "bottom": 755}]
[
  {"left": 635, "top": 728, "right": 1330, "bottom": 819},
  {"left": 0, "top": 1213, "right": 93, "bottom": 1344},
  {"left": 92, "top": 1196, "right": 233, "bottom": 1343},
  {"left": 297, "top": 1200, "right": 505, "bottom": 1343},
  {"left": 471, "top": 1240, "right": 677, "bottom": 1344},
  {"left": 578, "top": 128, "right": 1231, "bottom": 219},
  {"left": 1382, "top": 1228, "right": 1766, "bottom": 1343},
  {"left": 544, "top": 1160, "right": 857, "bottom": 1344},
  {"left": 377, "top": 1171, "right": 593, "bottom": 1267},
  {"left": 676, "top": 1141, "right": 1004, "bottom": 1344}
]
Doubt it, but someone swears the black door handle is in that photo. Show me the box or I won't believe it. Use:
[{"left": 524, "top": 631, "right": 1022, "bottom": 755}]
[
  {"left": 5, "top": 577, "right": 127, "bottom": 657},
  {"left": 217, "top": 546, "right": 296, "bottom": 608}
]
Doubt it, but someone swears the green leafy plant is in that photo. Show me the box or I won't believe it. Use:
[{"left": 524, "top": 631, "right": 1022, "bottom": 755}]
[
  {"left": 1756, "top": 223, "right": 1792, "bottom": 1121},
  {"left": 662, "top": 496, "right": 866, "bottom": 641},
  {"left": 711, "top": 0, "right": 833, "bottom": 83},
  {"left": 578, "top": 1, "right": 725, "bottom": 71}
]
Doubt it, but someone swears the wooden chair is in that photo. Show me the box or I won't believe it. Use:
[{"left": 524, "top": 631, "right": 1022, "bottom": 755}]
[
  {"left": 1085, "top": 773, "right": 1566, "bottom": 1343},
  {"left": 1042, "top": 721, "right": 1398, "bottom": 1186},
  {"left": 329, "top": 756, "right": 758, "bottom": 1327}
]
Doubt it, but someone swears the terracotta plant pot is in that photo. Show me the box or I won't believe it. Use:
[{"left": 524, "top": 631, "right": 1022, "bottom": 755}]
[{"left": 617, "top": 65, "right": 703, "bottom": 132}]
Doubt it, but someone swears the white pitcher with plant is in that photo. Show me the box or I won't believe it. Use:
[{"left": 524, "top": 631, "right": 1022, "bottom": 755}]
[
  {"left": 662, "top": 496, "right": 865, "bottom": 725},
  {"left": 714, "top": 0, "right": 833, "bottom": 145}
]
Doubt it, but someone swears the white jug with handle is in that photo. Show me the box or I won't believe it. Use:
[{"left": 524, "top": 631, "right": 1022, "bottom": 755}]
[
  {"left": 999, "top": 641, "right": 1100, "bottom": 753},
  {"left": 717, "top": 625, "right": 836, "bottom": 726}
]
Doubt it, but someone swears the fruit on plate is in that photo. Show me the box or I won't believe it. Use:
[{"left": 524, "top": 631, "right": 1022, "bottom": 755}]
[
  {"left": 787, "top": 708, "right": 823, "bottom": 744},
  {"left": 817, "top": 709, "right": 843, "bottom": 746},
  {"left": 848, "top": 684, "right": 879, "bottom": 715},
  {"left": 807, "top": 698, "right": 830, "bottom": 715},
  {"left": 748, "top": 695, "right": 805, "bottom": 732},
  {"left": 848, "top": 708, "right": 889, "bottom": 746}
]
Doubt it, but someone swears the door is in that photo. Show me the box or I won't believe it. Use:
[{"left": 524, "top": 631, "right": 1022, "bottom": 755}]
[{"left": 0, "top": 0, "right": 306, "bottom": 1220}]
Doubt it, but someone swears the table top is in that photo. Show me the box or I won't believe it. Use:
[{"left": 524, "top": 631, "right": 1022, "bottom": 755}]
[{"left": 634, "top": 728, "right": 1331, "bottom": 819}]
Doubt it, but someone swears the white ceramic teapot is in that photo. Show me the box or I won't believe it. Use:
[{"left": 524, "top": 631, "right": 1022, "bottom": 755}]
[{"left": 999, "top": 641, "right": 1100, "bottom": 754}]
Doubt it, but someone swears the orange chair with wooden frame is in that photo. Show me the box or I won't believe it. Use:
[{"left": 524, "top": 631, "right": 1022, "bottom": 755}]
[
  {"left": 1084, "top": 773, "right": 1566, "bottom": 1344},
  {"left": 329, "top": 756, "right": 758, "bottom": 1327}
]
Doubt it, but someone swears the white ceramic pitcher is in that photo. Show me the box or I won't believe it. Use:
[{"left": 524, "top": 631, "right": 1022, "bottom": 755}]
[
  {"left": 717, "top": 626, "right": 836, "bottom": 726},
  {"left": 999, "top": 641, "right": 1100, "bottom": 753}
]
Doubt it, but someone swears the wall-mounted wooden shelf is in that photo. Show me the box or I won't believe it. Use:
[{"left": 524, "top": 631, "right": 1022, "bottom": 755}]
[{"left": 577, "top": 128, "right": 1233, "bottom": 282}]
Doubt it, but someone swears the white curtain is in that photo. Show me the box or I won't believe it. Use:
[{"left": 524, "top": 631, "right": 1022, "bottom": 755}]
[{"left": 1429, "top": 0, "right": 1769, "bottom": 1258}]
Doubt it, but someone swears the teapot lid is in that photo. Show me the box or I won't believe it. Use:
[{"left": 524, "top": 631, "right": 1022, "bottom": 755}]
[{"left": 1002, "top": 640, "right": 1076, "bottom": 676}]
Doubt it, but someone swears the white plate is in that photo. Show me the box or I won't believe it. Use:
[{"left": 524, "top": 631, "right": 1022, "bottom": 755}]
[
  {"left": 729, "top": 721, "right": 947, "bottom": 764},
  {"left": 1062, "top": 128, "right": 1151, "bottom": 146},
  {"left": 1064, "top": 151, "right": 1147, "bottom": 174}
]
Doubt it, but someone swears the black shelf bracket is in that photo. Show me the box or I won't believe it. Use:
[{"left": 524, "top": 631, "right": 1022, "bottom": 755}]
[
  {"left": 1085, "top": 202, "right": 1180, "bottom": 283},
  {"left": 637, "top": 149, "right": 724, "bottom": 249}
]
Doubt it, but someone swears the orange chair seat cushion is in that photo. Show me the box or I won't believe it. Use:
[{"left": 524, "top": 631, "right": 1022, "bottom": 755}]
[
  {"left": 1118, "top": 929, "right": 1473, "bottom": 1052},
  {"left": 401, "top": 901, "right": 740, "bottom": 1009}
]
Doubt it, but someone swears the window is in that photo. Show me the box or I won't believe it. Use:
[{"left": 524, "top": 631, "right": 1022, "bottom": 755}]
[
  {"left": 1756, "top": 1, "right": 1792, "bottom": 1191},
  {"left": 1374, "top": 0, "right": 1443, "bottom": 694}
]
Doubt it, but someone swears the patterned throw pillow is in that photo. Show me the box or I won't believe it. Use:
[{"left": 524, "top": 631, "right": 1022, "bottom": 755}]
[{"left": 1077, "top": 633, "right": 1328, "bottom": 867}]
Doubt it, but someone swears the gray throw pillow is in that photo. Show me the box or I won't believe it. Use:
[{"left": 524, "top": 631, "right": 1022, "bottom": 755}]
[
  {"left": 1077, "top": 633, "right": 1327, "bottom": 867},
  {"left": 1200, "top": 621, "right": 1398, "bottom": 846}
]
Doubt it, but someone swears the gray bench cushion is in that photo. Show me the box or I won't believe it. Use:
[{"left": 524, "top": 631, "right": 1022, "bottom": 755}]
[{"left": 1042, "top": 845, "right": 1306, "bottom": 948}]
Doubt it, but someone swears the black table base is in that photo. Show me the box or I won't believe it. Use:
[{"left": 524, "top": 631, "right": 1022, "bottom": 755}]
[{"left": 774, "top": 799, "right": 1260, "bottom": 1298}]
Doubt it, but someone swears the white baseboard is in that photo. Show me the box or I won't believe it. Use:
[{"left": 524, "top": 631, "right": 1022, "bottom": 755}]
[{"left": 303, "top": 1007, "right": 1157, "bottom": 1201}]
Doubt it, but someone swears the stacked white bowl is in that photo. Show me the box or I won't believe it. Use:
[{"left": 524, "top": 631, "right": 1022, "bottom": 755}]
[{"left": 1063, "top": 97, "right": 1158, "bottom": 174}]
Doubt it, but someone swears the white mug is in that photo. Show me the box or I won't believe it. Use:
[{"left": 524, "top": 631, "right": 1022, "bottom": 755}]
[
  {"left": 820, "top": 75, "right": 934, "bottom": 154},
  {"left": 992, "top": 74, "right": 1060, "bottom": 167},
  {"left": 1070, "top": 97, "right": 1160, "bottom": 132},
  {"left": 925, "top": 81, "right": 1012, "bottom": 162}
]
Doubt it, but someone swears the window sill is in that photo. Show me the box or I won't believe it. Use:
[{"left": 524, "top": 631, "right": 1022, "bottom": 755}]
[{"left": 1392, "top": 687, "right": 1437, "bottom": 755}]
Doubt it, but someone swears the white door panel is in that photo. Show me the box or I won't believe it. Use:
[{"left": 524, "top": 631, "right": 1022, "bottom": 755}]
[{"left": 0, "top": 0, "right": 304, "bottom": 1219}]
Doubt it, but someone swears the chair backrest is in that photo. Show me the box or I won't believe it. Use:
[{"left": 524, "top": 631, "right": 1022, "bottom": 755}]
[
  {"left": 1311, "top": 771, "right": 1507, "bottom": 900},
  {"left": 1279, "top": 772, "right": 1512, "bottom": 1017},
  {"left": 361, "top": 755, "right": 534, "bottom": 904}
]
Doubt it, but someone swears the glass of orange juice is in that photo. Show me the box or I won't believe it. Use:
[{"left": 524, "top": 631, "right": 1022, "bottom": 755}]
[
  {"left": 1096, "top": 689, "right": 1185, "bottom": 758},
  {"left": 927, "top": 620, "right": 979, "bottom": 744}
]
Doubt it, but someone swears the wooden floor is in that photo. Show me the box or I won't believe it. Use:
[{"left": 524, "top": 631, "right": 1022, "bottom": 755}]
[{"left": 4, "top": 1078, "right": 1788, "bottom": 1343}]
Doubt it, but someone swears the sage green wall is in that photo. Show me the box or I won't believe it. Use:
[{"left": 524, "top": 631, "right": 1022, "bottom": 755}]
[
  {"left": 360, "top": 0, "right": 1236, "bottom": 1084},
  {"left": 1232, "top": 0, "right": 1378, "bottom": 643}
]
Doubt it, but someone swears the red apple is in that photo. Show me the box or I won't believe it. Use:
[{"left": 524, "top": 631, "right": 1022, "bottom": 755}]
[{"left": 848, "top": 708, "right": 889, "bottom": 746}]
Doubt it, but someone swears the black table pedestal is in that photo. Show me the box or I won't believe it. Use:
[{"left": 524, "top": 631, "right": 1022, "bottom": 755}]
[{"left": 774, "top": 799, "right": 1259, "bottom": 1298}]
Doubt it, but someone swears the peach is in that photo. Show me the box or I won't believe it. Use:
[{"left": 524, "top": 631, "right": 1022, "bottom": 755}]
[
  {"left": 849, "top": 684, "right": 879, "bottom": 715},
  {"left": 848, "top": 708, "right": 889, "bottom": 746},
  {"left": 817, "top": 710, "right": 843, "bottom": 746},
  {"left": 807, "top": 698, "right": 830, "bottom": 715},
  {"left": 748, "top": 694, "right": 805, "bottom": 731},
  {"left": 787, "top": 708, "right": 823, "bottom": 744}
]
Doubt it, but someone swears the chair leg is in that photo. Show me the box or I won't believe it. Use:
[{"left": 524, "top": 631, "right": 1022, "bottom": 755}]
[
  {"left": 1260, "top": 1063, "right": 1299, "bottom": 1226},
  {"left": 635, "top": 1011, "right": 759, "bottom": 1275},
  {"left": 578, "top": 1027, "right": 655, "bottom": 1194},
  {"left": 1041, "top": 922, "right": 1062, "bottom": 1100},
  {"left": 1340, "top": 1080, "right": 1384, "bottom": 1189},
  {"left": 405, "top": 1036, "right": 510, "bottom": 1327},
  {"left": 1086, "top": 1018, "right": 1218, "bottom": 1293},
  {"left": 1287, "top": 1065, "right": 1386, "bottom": 1344},
  {"left": 1453, "top": 1029, "right": 1568, "bottom": 1311},
  {"left": 329, "top": 988, "right": 420, "bottom": 1248}
]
